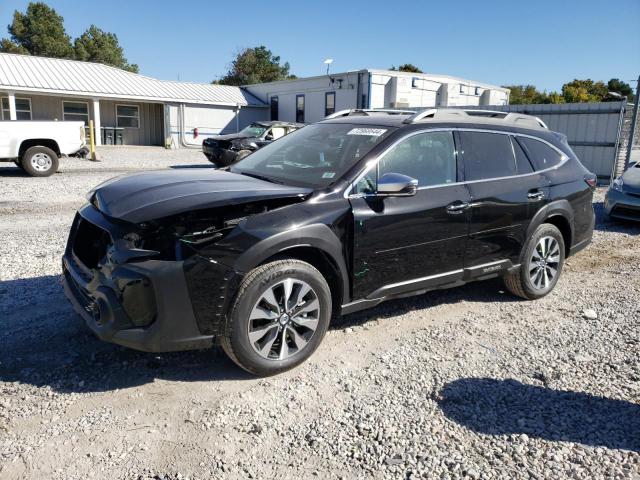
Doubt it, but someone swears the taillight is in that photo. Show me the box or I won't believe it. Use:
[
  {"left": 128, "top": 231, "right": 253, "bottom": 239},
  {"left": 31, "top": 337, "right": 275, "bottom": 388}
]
[{"left": 584, "top": 173, "right": 597, "bottom": 190}]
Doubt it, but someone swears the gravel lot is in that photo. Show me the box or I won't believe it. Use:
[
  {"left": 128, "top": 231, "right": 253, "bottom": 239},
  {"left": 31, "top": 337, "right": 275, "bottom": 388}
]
[{"left": 0, "top": 148, "right": 639, "bottom": 479}]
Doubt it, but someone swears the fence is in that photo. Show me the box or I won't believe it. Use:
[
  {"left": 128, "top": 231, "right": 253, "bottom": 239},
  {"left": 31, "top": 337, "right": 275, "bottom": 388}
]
[{"left": 459, "top": 101, "right": 629, "bottom": 183}]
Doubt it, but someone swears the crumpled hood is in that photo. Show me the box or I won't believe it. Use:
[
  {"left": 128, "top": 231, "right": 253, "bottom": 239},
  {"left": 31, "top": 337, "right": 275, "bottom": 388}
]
[
  {"left": 622, "top": 166, "right": 640, "bottom": 193},
  {"left": 90, "top": 169, "right": 311, "bottom": 223},
  {"left": 204, "top": 132, "right": 252, "bottom": 142}
]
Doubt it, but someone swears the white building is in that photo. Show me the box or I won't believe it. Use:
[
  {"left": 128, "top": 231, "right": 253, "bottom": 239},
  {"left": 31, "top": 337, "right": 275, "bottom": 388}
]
[
  {"left": 0, "top": 53, "right": 267, "bottom": 148},
  {"left": 244, "top": 69, "right": 510, "bottom": 124}
]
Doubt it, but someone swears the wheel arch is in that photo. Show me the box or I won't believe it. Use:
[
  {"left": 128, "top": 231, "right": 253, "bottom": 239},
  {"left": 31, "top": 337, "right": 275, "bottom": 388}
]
[
  {"left": 527, "top": 200, "right": 575, "bottom": 256},
  {"left": 233, "top": 224, "right": 350, "bottom": 311},
  {"left": 19, "top": 139, "right": 61, "bottom": 157}
]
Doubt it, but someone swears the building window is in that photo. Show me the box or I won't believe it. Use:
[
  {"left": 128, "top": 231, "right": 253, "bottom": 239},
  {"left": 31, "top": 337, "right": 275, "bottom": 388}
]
[
  {"left": 1, "top": 97, "right": 32, "bottom": 120},
  {"left": 475, "top": 87, "right": 481, "bottom": 96},
  {"left": 116, "top": 104, "right": 140, "bottom": 128},
  {"left": 270, "top": 96, "right": 278, "bottom": 121},
  {"left": 459, "top": 85, "right": 465, "bottom": 94},
  {"left": 296, "top": 94, "right": 305, "bottom": 123},
  {"left": 325, "top": 92, "right": 335, "bottom": 117},
  {"left": 63, "top": 101, "right": 89, "bottom": 125}
]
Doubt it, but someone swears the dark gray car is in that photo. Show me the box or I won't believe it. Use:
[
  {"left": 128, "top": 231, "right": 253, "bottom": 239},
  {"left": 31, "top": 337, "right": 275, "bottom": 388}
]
[{"left": 605, "top": 162, "right": 640, "bottom": 221}]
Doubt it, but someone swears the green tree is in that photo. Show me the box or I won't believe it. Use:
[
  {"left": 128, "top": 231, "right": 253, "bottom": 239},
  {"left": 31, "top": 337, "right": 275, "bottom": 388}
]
[
  {"left": 503, "top": 85, "right": 549, "bottom": 104},
  {"left": 216, "top": 46, "right": 295, "bottom": 86},
  {"left": 561, "top": 79, "right": 609, "bottom": 103},
  {"left": 390, "top": 63, "right": 423, "bottom": 73},
  {"left": 0, "top": 38, "right": 28, "bottom": 54},
  {"left": 607, "top": 78, "right": 632, "bottom": 101},
  {"left": 74, "top": 25, "right": 138, "bottom": 73},
  {"left": 0, "top": 2, "right": 73, "bottom": 57}
]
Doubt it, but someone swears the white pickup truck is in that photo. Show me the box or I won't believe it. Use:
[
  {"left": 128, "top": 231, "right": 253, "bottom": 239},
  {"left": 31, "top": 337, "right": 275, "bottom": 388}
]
[{"left": 0, "top": 121, "right": 88, "bottom": 177}]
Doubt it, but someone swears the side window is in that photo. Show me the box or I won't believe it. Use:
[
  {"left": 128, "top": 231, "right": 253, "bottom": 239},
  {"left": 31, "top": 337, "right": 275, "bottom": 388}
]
[
  {"left": 517, "top": 137, "right": 564, "bottom": 170},
  {"left": 511, "top": 136, "right": 534, "bottom": 174},
  {"left": 459, "top": 131, "right": 516, "bottom": 181},
  {"left": 378, "top": 131, "right": 457, "bottom": 188}
]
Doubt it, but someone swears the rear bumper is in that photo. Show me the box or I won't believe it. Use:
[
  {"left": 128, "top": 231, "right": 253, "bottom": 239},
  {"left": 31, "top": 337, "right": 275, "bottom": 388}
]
[{"left": 605, "top": 189, "right": 640, "bottom": 222}]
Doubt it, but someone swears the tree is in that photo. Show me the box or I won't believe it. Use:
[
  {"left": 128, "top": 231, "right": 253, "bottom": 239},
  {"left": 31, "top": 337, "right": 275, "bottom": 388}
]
[
  {"left": 607, "top": 78, "right": 632, "bottom": 101},
  {"left": 216, "top": 46, "right": 295, "bottom": 86},
  {"left": 503, "top": 85, "right": 549, "bottom": 104},
  {"left": 74, "top": 25, "right": 138, "bottom": 73},
  {"left": 0, "top": 39, "right": 28, "bottom": 54},
  {"left": 390, "top": 63, "right": 423, "bottom": 73},
  {"left": 561, "top": 79, "right": 608, "bottom": 103},
  {"left": 0, "top": 2, "right": 73, "bottom": 58}
]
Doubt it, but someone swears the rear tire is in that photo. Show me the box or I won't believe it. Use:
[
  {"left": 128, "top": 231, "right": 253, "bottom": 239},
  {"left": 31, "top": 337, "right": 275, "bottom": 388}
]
[
  {"left": 21, "top": 146, "right": 59, "bottom": 177},
  {"left": 221, "top": 259, "right": 332, "bottom": 376},
  {"left": 504, "top": 223, "right": 565, "bottom": 300}
]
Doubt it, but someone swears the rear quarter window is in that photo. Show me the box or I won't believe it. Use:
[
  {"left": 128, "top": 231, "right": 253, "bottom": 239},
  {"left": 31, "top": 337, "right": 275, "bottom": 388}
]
[{"left": 517, "top": 137, "right": 564, "bottom": 170}]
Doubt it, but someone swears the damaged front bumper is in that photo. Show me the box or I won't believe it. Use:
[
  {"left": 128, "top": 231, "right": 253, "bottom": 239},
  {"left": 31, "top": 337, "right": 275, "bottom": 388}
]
[{"left": 62, "top": 206, "right": 216, "bottom": 352}]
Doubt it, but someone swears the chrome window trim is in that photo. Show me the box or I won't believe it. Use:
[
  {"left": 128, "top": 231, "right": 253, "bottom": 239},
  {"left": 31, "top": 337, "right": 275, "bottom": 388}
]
[{"left": 344, "top": 127, "right": 569, "bottom": 198}]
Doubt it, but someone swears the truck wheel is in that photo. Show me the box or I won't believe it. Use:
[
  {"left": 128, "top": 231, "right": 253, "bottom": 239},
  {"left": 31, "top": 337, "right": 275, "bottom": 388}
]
[
  {"left": 504, "top": 223, "right": 565, "bottom": 300},
  {"left": 221, "top": 259, "right": 332, "bottom": 376},
  {"left": 21, "top": 146, "right": 59, "bottom": 177},
  {"left": 14, "top": 160, "right": 24, "bottom": 171}
]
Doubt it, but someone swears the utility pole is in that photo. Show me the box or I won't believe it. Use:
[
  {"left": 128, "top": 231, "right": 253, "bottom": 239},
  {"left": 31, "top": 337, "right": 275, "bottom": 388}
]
[{"left": 625, "top": 75, "right": 640, "bottom": 170}]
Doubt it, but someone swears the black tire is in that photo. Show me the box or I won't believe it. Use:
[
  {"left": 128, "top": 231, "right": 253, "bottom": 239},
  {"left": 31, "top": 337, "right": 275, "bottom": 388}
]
[
  {"left": 221, "top": 259, "right": 332, "bottom": 376},
  {"left": 504, "top": 223, "right": 565, "bottom": 300},
  {"left": 21, "top": 146, "right": 59, "bottom": 177}
]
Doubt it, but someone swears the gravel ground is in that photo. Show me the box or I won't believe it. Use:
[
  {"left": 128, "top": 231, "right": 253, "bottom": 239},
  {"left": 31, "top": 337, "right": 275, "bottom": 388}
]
[{"left": 0, "top": 149, "right": 639, "bottom": 479}]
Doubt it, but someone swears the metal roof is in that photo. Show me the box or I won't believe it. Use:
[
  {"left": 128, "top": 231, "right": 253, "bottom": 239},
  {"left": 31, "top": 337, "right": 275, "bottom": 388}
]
[{"left": 0, "top": 53, "right": 266, "bottom": 107}]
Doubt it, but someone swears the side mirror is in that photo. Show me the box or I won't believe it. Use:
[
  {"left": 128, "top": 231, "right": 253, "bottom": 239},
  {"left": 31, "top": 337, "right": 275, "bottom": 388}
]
[{"left": 377, "top": 172, "right": 418, "bottom": 196}]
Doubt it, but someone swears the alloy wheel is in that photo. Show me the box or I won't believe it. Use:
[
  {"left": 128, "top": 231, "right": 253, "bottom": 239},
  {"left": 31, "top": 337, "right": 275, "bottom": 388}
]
[
  {"left": 529, "top": 236, "right": 560, "bottom": 290},
  {"left": 247, "top": 278, "right": 320, "bottom": 360}
]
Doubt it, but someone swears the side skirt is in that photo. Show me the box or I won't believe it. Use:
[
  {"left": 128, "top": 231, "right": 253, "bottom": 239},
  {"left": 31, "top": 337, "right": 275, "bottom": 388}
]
[{"left": 341, "top": 259, "right": 514, "bottom": 316}]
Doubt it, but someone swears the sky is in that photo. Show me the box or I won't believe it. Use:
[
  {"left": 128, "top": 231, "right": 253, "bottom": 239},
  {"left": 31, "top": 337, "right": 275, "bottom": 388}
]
[{"left": 0, "top": 0, "right": 638, "bottom": 91}]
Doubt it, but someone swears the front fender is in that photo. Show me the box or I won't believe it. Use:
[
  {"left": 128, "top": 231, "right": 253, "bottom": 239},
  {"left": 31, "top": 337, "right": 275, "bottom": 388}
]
[{"left": 233, "top": 223, "right": 350, "bottom": 303}]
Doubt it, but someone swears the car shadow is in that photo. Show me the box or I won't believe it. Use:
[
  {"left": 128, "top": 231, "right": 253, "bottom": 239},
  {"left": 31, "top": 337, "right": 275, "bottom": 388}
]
[
  {"left": 0, "top": 165, "right": 29, "bottom": 177},
  {"left": 594, "top": 200, "right": 640, "bottom": 234},
  {"left": 437, "top": 378, "right": 640, "bottom": 452},
  {"left": 1, "top": 273, "right": 513, "bottom": 394},
  {"left": 0, "top": 275, "right": 253, "bottom": 394}
]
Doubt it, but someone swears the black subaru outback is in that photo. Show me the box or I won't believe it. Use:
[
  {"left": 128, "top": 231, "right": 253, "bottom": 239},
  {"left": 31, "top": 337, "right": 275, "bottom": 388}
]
[{"left": 63, "top": 109, "right": 596, "bottom": 376}]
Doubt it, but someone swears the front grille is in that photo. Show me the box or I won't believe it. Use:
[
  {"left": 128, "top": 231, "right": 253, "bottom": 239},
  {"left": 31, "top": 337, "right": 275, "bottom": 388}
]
[{"left": 73, "top": 219, "right": 111, "bottom": 269}]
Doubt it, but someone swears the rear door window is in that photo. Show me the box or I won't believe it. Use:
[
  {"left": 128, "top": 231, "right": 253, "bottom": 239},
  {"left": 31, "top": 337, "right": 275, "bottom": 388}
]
[
  {"left": 459, "top": 131, "right": 516, "bottom": 181},
  {"left": 517, "top": 137, "right": 564, "bottom": 170}
]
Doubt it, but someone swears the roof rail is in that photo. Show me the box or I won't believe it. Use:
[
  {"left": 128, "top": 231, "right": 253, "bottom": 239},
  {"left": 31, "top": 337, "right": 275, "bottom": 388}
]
[
  {"left": 402, "top": 108, "right": 549, "bottom": 129},
  {"left": 325, "top": 108, "right": 416, "bottom": 119}
]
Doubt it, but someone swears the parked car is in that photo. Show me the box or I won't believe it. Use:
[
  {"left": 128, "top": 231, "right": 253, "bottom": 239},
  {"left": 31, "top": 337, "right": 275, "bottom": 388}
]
[
  {"left": 605, "top": 161, "right": 640, "bottom": 221},
  {"left": 0, "top": 121, "right": 88, "bottom": 176},
  {"left": 62, "top": 109, "right": 596, "bottom": 376},
  {"left": 202, "top": 121, "right": 304, "bottom": 167}
]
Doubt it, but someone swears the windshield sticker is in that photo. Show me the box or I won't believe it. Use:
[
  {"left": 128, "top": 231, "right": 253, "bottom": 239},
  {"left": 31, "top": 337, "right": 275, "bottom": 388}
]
[
  {"left": 347, "top": 128, "right": 387, "bottom": 137},
  {"left": 322, "top": 172, "right": 336, "bottom": 179}
]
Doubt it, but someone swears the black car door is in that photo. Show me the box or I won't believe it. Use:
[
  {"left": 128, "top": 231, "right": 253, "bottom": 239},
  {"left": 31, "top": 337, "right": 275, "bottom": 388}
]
[
  {"left": 458, "top": 130, "right": 550, "bottom": 269},
  {"left": 349, "top": 130, "right": 471, "bottom": 300}
]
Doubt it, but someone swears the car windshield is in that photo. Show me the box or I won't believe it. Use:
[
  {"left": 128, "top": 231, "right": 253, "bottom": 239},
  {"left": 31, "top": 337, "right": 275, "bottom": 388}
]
[
  {"left": 240, "top": 124, "right": 268, "bottom": 137},
  {"left": 231, "top": 123, "right": 395, "bottom": 188}
]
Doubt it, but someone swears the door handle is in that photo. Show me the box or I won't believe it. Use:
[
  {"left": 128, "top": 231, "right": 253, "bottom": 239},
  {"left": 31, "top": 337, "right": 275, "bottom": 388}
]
[
  {"left": 528, "top": 191, "right": 545, "bottom": 200},
  {"left": 446, "top": 201, "right": 470, "bottom": 214}
]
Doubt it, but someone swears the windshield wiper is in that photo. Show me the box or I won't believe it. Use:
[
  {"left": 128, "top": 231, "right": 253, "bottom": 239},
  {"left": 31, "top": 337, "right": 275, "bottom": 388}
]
[{"left": 238, "top": 171, "right": 285, "bottom": 185}]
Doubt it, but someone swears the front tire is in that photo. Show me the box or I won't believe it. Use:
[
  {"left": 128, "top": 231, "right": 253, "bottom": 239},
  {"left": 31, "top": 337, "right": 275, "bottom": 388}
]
[
  {"left": 21, "top": 146, "right": 59, "bottom": 177},
  {"left": 221, "top": 259, "right": 332, "bottom": 376},
  {"left": 504, "top": 223, "right": 565, "bottom": 300}
]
